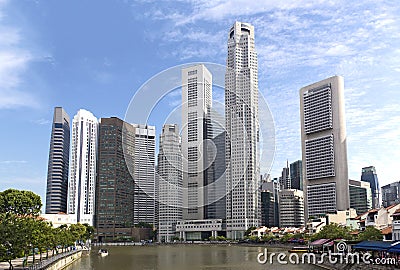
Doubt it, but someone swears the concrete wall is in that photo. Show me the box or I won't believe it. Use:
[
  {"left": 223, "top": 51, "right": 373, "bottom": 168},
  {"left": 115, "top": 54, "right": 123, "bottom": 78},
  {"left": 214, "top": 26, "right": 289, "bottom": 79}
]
[{"left": 46, "top": 251, "right": 82, "bottom": 270}]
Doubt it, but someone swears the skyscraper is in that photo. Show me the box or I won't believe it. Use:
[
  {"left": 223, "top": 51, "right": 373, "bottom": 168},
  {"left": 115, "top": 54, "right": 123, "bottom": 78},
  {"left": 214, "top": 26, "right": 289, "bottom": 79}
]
[
  {"left": 67, "top": 109, "right": 98, "bottom": 226},
  {"left": 290, "top": 160, "right": 303, "bottom": 191},
  {"left": 157, "top": 124, "right": 183, "bottom": 242},
  {"left": 132, "top": 124, "right": 156, "bottom": 225},
  {"left": 225, "top": 22, "right": 260, "bottom": 239},
  {"left": 361, "top": 166, "right": 380, "bottom": 209},
  {"left": 45, "top": 107, "right": 70, "bottom": 214},
  {"left": 279, "top": 161, "right": 291, "bottom": 190},
  {"left": 300, "top": 76, "right": 349, "bottom": 218},
  {"left": 261, "top": 175, "right": 279, "bottom": 227},
  {"left": 349, "top": 179, "right": 372, "bottom": 215},
  {"left": 181, "top": 64, "right": 212, "bottom": 220},
  {"left": 382, "top": 181, "right": 400, "bottom": 207},
  {"left": 95, "top": 117, "right": 135, "bottom": 241},
  {"left": 205, "top": 109, "right": 226, "bottom": 220}
]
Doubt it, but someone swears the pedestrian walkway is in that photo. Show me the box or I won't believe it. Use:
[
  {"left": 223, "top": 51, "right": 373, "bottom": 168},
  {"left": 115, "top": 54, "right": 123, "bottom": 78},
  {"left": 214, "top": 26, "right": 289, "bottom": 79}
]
[{"left": 0, "top": 248, "right": 81, "bottom": 270}]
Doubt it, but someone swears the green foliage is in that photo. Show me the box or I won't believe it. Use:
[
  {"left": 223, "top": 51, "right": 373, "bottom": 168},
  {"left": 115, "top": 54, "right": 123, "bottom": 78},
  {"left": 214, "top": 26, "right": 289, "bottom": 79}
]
[
  {"left": 310, "top": 223, "right": 351, "bottom": 241},
  {"left": 0, "top": 189, "right": 42, "bottom": 216},
  {"left": 244, "top": 226, "right": 256, "bottom": 237},
  {"left": 358, "top": 226, "right": 382, "bottom": 241},
  {"left": 0, "top": 189, "right": 94, "bottom": 267}
]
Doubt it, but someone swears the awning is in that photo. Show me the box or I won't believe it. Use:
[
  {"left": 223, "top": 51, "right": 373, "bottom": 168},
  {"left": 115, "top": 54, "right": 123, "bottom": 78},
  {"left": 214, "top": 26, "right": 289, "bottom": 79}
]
[
  {"left": 353, "top": 241, "right": 394, "bottom": 251},
  {"left": 386, "top": 242, "right": 400, "bottom": 253},
  {"left": 309, "top": 239, "right": 331, "bottom": 246}
]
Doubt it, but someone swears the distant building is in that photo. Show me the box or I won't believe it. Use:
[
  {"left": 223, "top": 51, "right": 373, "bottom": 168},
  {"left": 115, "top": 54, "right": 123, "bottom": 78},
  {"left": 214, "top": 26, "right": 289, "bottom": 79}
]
[
  {"left": 279, "top": 189, "right": 304, "bottom": 228},
  {"left": 67, "top": 109, "right": 98, "bottom": 226},
  {"left": 279, "top": 161, "right": 290, "bottom": 190},
  {"left": 290, "top": 160, "right": 303, "bottom": 191},
  {"left": 132, "top": 124, "right": 156, "bottom": 225},
  {"left": 157, "top": 124, "right": 183, "bottom": 242},
  {"left": 349, "top": 179, "right": 372, "bottom": 215},
  {"left": 382, "top": 182, "right": 400, "bottom": 208},
  {"left": 40, "top": 213, "right": 76, "bottom": 227},
  {"left": 95, "top": 117, "right": 135, "bottom": 241},
  {"left": 45, "top": 107, "right": 70, "bottom": 214},
  {"left": 261, "top": 177, "right": 279, "bottom": 227},
  {"left": 300, "top": 76, "right": 349, "bottom": 218},
  {"left": 361, "top": 166, "right": 380, "bottom": 209}
]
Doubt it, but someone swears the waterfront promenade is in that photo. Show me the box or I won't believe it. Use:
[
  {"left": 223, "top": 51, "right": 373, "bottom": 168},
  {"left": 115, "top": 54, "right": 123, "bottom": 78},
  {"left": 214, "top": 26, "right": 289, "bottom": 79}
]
[{"left": 0, "top": 248, "right": 82, "bottom": 270}]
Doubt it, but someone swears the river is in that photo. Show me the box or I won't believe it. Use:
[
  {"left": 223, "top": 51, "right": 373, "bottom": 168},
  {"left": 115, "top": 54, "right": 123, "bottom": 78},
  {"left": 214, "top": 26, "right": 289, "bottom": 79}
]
[{"left": 65, "top": 245, "right": 324, "bottom": 270}]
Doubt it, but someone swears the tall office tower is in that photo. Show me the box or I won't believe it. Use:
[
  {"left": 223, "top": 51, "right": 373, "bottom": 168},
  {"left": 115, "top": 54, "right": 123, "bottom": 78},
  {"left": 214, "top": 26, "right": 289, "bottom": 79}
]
[
  {"left": 381, "top": 181, "right": 400, "bottom": 207},
  {"left": 300, "top": 76, "right": 349, "bottom": 219},
  {"left": 67, "top": 109, "right": 98, "bottom": 226},
  {"left": 349, "top": 179, "right": 372, "bottom": 215},
  {"left": 279, "top": 161, "right": 291, "bottom": 190},
  {"left": 206, "top": 109, "right": 226, "bottom": 220},
  {"left": 181, "top": 64, "right": 212, "bottom": 220},
  {"left": 279, "top": 189, "right": 304, "bottom": 228},
  {"left": 157, "top": 124, "right": 183, "bottom": 242},
  {"left": 361, "top": 166, "right": 380, "bottom": 209},
  {"left": 132, "top": 124, "right": 156, "bottom": 225},
  {"left": 45, "top": 107, "right": 70, "bottom": 214},
  {"left": 95, "top": 117, "right": 135, "bottom": 241},
  {"left": 225, "top": 22, "right": 260, "bottom": 239},
  {"left": 290, "top": 160, "right": 303, "bottom": 191},
  {"left": 261, "top": 176, "right": 279, "bottom": 227}
]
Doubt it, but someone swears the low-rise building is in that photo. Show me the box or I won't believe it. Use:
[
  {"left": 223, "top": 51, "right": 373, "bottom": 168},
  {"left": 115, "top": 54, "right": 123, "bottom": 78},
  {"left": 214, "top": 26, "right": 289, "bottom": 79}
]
[
  {"left": 40, "top": 213, "right": 76, "bottom": 227},
  {"left": 176, "top": 219, "right": 223, "bottom": 241}
]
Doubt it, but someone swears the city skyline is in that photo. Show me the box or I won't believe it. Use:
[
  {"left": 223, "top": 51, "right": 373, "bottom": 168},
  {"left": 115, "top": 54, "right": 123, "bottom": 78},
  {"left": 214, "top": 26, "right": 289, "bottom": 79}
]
[{"left": 1, "top": 1, "right": 400, "bottom": 206}]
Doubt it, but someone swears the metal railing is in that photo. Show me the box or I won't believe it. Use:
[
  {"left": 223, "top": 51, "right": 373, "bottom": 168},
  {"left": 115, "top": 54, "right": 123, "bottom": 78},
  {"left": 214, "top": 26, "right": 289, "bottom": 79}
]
[{"left": 27, "top": 249, "right": 81, "bottom": 270}]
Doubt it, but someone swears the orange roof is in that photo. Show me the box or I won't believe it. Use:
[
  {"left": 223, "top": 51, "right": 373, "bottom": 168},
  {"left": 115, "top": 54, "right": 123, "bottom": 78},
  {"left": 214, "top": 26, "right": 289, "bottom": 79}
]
[
  {"left": 386, "top": 204, "right": 399, "bottom": 211},
  {"left": 381, "top": 226, "right": 392, "bottom": 235}
]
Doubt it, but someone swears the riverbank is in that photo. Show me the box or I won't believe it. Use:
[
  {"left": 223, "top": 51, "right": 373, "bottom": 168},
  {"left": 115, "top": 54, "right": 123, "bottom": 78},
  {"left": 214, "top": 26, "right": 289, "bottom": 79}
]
[{"left": 0, "top": 249, "right": 83, "bottom": 270}]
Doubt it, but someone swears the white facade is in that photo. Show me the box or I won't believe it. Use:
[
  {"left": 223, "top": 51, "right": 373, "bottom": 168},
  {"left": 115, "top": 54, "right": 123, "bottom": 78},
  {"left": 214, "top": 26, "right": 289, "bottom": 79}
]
[
  {"left": 225, "top": 22, "right": 261, "bottom": 239},
  {"left": 40, "top": 213, "right": 77, "bottom": 228},
  {"left": 181, "top": 64, "right": 212, "bottom": 220},
  {"left": 67, "top": 109, "right": 98, "bottom": 226},
  {"left": 300, "top": 76, "right": 349, "bottom": 218},
  {"left": 158, "top": 124, "right": 183, "bottom": 242},
  {"left": 133, "top": 124, "right": 156, "bottom": 225}
]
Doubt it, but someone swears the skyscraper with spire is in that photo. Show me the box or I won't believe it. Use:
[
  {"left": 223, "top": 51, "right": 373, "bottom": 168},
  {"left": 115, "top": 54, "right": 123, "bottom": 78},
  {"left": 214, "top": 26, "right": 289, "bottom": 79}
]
[{"left": 225, "top": 22, "right": 260, "bottom": 239}]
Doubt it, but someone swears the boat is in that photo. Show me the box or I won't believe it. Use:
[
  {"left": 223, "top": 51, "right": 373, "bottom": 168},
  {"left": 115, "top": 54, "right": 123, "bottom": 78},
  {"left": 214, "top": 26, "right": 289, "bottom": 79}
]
[
  {"left": 288, "top": 246, "right": 308, "bottom": 253},
  {"left": 98, "top": 249, "right": 109, "bottom": 257}
]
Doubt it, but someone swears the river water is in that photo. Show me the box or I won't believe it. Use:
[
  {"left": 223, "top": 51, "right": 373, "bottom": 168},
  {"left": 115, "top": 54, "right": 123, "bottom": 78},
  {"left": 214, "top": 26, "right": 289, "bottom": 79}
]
[{"left": 65, "top": 245, "right": 323, "bottom": 270}]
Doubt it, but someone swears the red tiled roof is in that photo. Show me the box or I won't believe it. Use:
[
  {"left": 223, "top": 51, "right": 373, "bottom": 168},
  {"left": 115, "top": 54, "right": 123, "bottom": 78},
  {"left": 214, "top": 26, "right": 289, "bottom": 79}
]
[{"left": 381, "top": 226, "right": 392, "bottom": 235}]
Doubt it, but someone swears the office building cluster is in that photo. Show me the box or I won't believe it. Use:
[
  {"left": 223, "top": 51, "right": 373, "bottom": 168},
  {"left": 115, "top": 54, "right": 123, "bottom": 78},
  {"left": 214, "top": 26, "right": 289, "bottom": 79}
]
[{"left": 44, "top": 21, "right": 395, "bottom": 241}]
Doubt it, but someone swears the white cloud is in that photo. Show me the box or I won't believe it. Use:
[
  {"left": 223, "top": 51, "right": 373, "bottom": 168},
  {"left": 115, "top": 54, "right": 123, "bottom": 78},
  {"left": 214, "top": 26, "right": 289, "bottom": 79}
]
[{"left": 0, "top": 2, "right": 40, "bottom": 109}]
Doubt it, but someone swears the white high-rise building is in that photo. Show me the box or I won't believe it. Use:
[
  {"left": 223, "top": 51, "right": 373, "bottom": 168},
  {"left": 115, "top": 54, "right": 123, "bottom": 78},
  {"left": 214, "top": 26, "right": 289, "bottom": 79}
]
[
  {"left": 181, "top": 64, "right": 212, "bottom": 220},
  {"left": 300, "top": 76, "right": 349, "bottom": 218},
  {"left": 67, "top": 109, "right": 98, "bottom": 226},
  {"left": 279, "top": 189, "right": 305, "bottom": 228},
  {"left": 133, "top": 124, "right": 156, "bottom": 225},
  {"left": 225, "top": 22, "right": 261, "bottom": 239},
  {"left": 157, "top": 124, "right": 183, "bottom": 242}
]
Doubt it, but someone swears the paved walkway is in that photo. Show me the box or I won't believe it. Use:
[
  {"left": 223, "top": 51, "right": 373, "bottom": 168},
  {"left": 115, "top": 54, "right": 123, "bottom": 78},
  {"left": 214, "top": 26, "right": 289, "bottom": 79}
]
[{"left": 0, "top": 248, "right": 81, "bottom": 270}]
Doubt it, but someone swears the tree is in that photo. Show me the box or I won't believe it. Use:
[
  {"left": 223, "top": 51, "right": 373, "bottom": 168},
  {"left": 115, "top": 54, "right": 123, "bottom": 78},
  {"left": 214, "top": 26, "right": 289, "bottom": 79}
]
[
  {"left": 0, "top": 189, "right": 42, "bottom": 216},
  {"left": 358, "top": 226, "right": 382, "bottom": 241},
  {"left": 244, "top": 226, "right": 256, "bottom": 237},
  {"left": 310, "top": 223, "right": 351, "bottom": 241}
]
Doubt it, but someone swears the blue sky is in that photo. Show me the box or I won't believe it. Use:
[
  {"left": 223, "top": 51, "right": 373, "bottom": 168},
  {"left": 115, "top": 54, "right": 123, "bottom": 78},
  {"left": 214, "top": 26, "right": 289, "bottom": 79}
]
[{"left": 0, "top": 0, "right": 399, "bottom": 204}]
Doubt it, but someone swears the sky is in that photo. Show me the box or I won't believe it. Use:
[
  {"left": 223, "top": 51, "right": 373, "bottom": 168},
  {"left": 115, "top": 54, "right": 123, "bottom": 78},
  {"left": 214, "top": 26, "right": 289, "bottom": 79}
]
[{"left": 0, "top": 0, "right": 399, "bottom": 204}]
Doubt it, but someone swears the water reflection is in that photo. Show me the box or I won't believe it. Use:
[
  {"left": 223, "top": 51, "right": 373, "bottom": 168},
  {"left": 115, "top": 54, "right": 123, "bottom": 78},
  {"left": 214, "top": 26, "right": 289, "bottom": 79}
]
[{"left": 65, "top": 245, "right": 322, "bottom": 270}]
